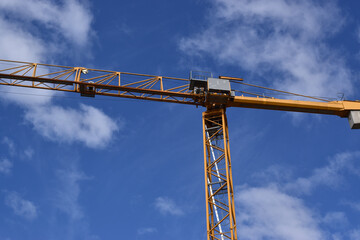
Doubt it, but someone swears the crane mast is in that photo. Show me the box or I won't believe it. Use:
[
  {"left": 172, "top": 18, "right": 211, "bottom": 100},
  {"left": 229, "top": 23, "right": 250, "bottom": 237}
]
[
  {"left": 203, "top": 109, "right": 237, "bottom": 240},
  {"left": 1, "top": 59, "right": 360, "bottom": 240}
]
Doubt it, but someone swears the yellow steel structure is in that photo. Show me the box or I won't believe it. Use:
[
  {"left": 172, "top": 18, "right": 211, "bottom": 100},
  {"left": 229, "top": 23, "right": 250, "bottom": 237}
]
[
  {"left": 1, "top": 59, "right": 360, "bottom": 116},
  {"left": 203, "top": 109, "right": 236, "bottom": 240},
  {"left": 1, "top": 59, "right": 360, "bottom": 240}
]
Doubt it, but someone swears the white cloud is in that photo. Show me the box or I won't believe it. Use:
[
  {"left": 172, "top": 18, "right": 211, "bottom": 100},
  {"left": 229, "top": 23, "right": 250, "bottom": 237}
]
[
  {"left": 55, "top": 164, "right": 89, "bottom": 220},
  {"left": 23, "top": 147, "right": 34, "bottom": 159},
  {"left": 1, "top": 137, "right": 34, "bottom": 160},
  {"left": 137, "top": 227, "right": 158, "bottom": 235},
  {"left": 350, "top": 229, "right": 360, "bottom": 240},
  {"left": 51, "top": 163, "right": 100, "bottom": 239},
  {"left": 2, "top": 137, "right": 15, "bottom": 155},
  {"left": 236, "top": 151, "right": 360, "bottom": 239},
  {"left": 0, "top": 0, "right": 93, "bottom": 47},
  {"left": 322, "top": 212, "right": 348, "bottom": 227},
  {"left": 180, "top": 0, "right": 353, "bottom": 99},
  {"left": 1, "top": 92, "right": 119, "bottom": 150},
  {"left": 0, "top": 16, "right": 47, "bottom": 62},
  {"left": 25, "top": 104, "right": 119, "bottom": 149},
  {"left": 0, "top": 0, "right": 119, "bottom": 149},
  {"left": 252, "top": 164, "right": 293, "bottom": 183},
  {"left": 4, "top": 191, "right": 37, "bottom": 220},
  {"left": 0, "top": 8, "right": 56, "bottom": 107},
  {"left": 236, "top": 186, "right": 324, "bottom": 240},
  {"left": 154, "top": 196, "right": 184, "bottom": 216},
  {"left": 342, "top": 201, "right": 360, "bottom": 212},
  {"left": 0, "top": 0, "right": 79, "bottom": 106},
  {"left": 285, "top": 152, "right": 360, "bottom": 195},
  {"left": 0, "top": 158, "right": 12, "bottom": 174}
]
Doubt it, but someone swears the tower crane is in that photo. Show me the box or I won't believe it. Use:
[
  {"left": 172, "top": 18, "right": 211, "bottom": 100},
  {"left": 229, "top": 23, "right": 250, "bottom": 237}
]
[{"left": 1, "top": 59, "right": 360, "bottom": 240}]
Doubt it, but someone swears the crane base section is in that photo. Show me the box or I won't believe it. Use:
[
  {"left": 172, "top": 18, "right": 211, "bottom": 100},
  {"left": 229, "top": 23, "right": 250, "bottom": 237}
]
[{"left": 348, "top": 111, "right": 360, "bottom": 129}]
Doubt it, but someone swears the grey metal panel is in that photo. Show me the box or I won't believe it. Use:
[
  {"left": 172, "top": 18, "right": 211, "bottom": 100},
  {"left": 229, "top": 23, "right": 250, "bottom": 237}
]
[
  {"left": 208, "top": 78, "right": 231, "bottom": 92},
  {"left": 348, "top": 111, "right": 360, "bottom": 129}
]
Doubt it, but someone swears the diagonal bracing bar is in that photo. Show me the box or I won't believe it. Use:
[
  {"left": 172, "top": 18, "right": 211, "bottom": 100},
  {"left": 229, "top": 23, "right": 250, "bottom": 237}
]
[{"left": 203, "top": 108, "right": 237, "bottom": 240}]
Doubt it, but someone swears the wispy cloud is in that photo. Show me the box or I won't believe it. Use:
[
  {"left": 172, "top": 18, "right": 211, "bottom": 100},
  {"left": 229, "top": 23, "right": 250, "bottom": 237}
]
[
  {"left": 342, "top": 201, "right": 360, "bottom": 212},
  {"left": 252, "top": 164, "right": 293, "bottom": 183},
  {"left": 254, "top": 151, "right": 360, "bottom": 195},
  {"left": 0, "top": 158, "right": 12, "bottom": 175},
  {"left": 350, "top": 229, "right": 360, "bottom": 240},
  {"left": 284, "top": 152, "right": 360, "bottom": 195},
  {"left": 322, "top": 212, "right": 348, "bottom": 228},
  {"left": 1, "top": 137, "right": 34, "bottom": 160},
  {"left": 2, "top": 137, "right": 15, "bottom": 155},
  {"left": 23, "top": 147, "right": 34, "bottom": 159},
  {"left": 180, "top": 0, "right": 353, "bottom": 99},
  {"left": 49, "top": 162, "right": 99, "bottom": 240},
  {"left": 154, "top": 196, "right": 184, "bottom": 216},
  {"left": 137, "top": 227, "right": 158, "bottom": 235},
  {"left": 4, "top": 191, "right": 37, "bottom": 220},
  {"left": 55, "top": 164, "right": 89, "bottom": 220}
]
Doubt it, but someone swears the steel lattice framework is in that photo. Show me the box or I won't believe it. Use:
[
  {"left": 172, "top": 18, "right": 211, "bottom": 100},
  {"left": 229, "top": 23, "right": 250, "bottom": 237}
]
[
  {"left": 0, "top": 59, "right": 200, "bottom": 105},
  {"left": 1, "top": 59, "right": 360, "bottom": 117},
  {"left": 203, "top": 109, "right": 237, "bottom": 240}
]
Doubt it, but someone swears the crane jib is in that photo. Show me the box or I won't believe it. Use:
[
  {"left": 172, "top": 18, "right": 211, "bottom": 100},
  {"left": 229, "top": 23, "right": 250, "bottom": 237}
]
[{"left": 2, "top": 72, "right": 360, "bottom": 128}]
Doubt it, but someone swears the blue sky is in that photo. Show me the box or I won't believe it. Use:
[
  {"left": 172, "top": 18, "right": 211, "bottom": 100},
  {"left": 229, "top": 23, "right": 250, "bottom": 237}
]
[{"left": 1, "top": 0, "right": 360, "bottom": 239}]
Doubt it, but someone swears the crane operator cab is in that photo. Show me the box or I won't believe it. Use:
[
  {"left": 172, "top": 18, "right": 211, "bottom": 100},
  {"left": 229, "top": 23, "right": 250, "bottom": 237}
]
[{"left": 189, "top": 71, "right": 235, "bottom": 106}]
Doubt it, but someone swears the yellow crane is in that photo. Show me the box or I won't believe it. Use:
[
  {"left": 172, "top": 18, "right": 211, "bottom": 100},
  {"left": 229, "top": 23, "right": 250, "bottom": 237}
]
[{"left": 1, "top": 59, "right": 360, "bottom": 240}]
